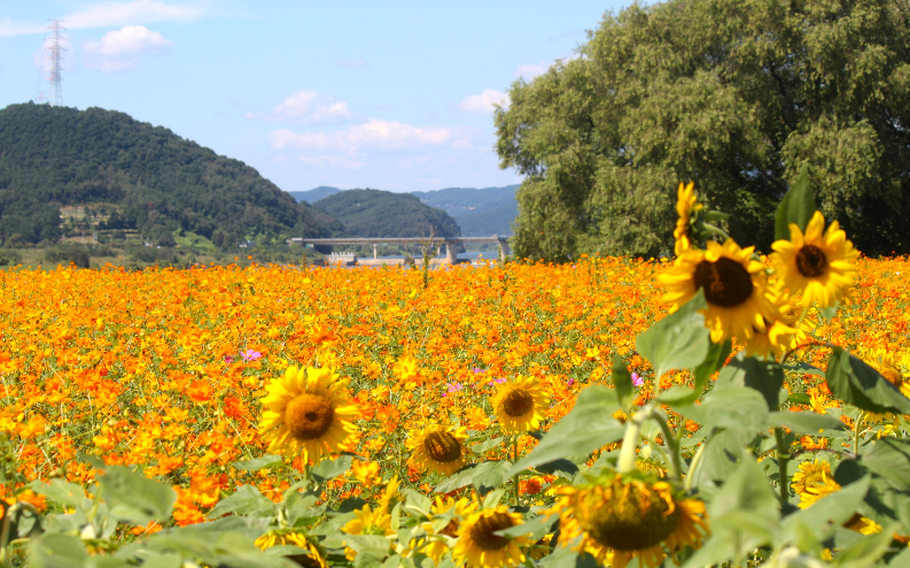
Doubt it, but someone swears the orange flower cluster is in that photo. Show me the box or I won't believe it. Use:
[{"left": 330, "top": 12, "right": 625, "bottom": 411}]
[{"left": 0, "top": 255, "right": 906, "bottom": 522}]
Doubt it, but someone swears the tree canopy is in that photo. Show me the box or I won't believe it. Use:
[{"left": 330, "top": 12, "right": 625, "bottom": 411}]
[
  {"left": 0, "top": 103, "right": 342, "bottom": 246},
  {"left": 314, "top": 189, "right": 461, "bottom": 238},
  {"left": 495, "top": 0, "right": 910, "bottom": 260}
]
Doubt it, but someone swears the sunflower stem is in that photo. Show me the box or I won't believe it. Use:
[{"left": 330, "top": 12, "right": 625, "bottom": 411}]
[
  {"left": 617, "top": 406, "right": 651, "bottom": 474},
  {"left": 512, "top": 435, "right": 521, "bottom": 507},
  {"left": 853, "top": 412, "right": 865, "bottom": 456},
  {"left": 653, "top": 410, "right": 682, "bottom": 482},
  {"left": 774, "top": 427, "right": 791, "bottom": 506}
]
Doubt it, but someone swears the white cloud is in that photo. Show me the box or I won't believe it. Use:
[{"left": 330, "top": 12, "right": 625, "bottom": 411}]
[
  {"left": 247, "top": 91, "right": 353, "bottom": 124},
  {"left": 0, "top": 1, "right": 203, "bottom": 38},
  {"left": 84, "top": 26, "right": 172, "bottom": 72},
  {"left": 296, "top": 155, "right": 365, "bottom": 170},
  {"left": 457, "top": 89, "right": 510, "bottom": 114},
  {"left": 516, "top": 61, "right": 549, "bottom": 80},
  {"left": 65, "top": 0, "right": 201, "bottom": 29},
  {"left": 269, "top": 119, "right": 470, "bottom": 152}
]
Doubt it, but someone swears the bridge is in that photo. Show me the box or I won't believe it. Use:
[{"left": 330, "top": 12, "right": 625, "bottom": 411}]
[{"left": 287, "top": 236, "right": 511, "bottom": 264}]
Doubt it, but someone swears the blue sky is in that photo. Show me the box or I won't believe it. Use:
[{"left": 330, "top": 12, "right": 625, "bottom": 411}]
[{"left": 1, "top": 1, "right": 630, "bottom": 193}]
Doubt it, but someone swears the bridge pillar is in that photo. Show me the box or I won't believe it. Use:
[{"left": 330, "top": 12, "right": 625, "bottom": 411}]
[
  {"left": 497, "top": 237, "right": 511, "bottom": 261},
  {"left": 373, "top": 243, "right": 378, "bottom": 259},
  {"left": 445, "top": 240, "right": 459, "bottom": 264}
]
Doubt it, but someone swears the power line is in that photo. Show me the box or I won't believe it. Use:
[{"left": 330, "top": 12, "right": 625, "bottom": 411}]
[{"left": 46, "top": 19, "right": 66, "bottom": 107}]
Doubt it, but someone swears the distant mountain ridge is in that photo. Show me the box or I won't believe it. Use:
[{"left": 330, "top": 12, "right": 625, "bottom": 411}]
[{"left": 288, "top": 184, "right": 518, "bottom": 236}]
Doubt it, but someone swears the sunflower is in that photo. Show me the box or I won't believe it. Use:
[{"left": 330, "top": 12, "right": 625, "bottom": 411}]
[
  {"left": 795, "top": 462, "right": 883, "bottom": 535},
  {"left": 548, "top": 473, "right": 709, "bottom": 568},
  {"left": 862, "top": 348, "right": 910, "bottom": 397},
  {"left": 489, "top": 375, "right": 548, "bottom": 433},
  {"left": 258, "top": 365, "right": 359, "bottom": 463},
  {"left": 414, "top": 495, "right": 478, "bottom": 564},
  {"left": 791, "top": 458, "right": 833, "bottom": 496},
  {"left": 407, "top": 424, "right": 471, "bottom": 476},
  {"left": 660, "top": 239, "right": 774, "bottom": 343},
  {"left": 742, "top": 289, "right": 800, "bottom": 358},
  {"left": 341, "top": 502, "right": 397, "bottom": 561},
  {"left": 452, "top": 506, "right": 530, "bottom": 568},
  {"left": 255, "top": 529, "right": 328, "bottom": 568},
  {"left": 673, "top": 181, "right": 703, "bottom": 256},
  {"left": 771, "top": 210, "right": 858, "bottom": 309}
]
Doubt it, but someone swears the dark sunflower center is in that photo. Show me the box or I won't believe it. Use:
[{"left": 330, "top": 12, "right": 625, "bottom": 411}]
[
  {"left": 881, "top": 367, "right": 903, "bottom": 389},
  {"left": 502, "top": 389, "right": 534, "bottom": 417},
  {"left": 439, "top": 519, "right": 460, "bottom": 538},
  {"left": 469, "top": 512, "right": 514, "bottom": 551},
  {"left": 796, "top": 245, "right": 828, "bottom": 278},
  {"left": 582, "top": 485, "right": 680, "bottom": 551},
  {"left": 693, "top": 257, "right": 754, "bottom": 307},
  {"left": 285, "top": 393, "right": 335, "bottom": 440},
  {"left": 424, "top": 431, "right": 462, "bottom": 463}
]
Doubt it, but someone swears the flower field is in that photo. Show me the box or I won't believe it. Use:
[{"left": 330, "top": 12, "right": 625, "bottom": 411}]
[{"left": 2, "top": 247, "right": 910, "bottom": 566}]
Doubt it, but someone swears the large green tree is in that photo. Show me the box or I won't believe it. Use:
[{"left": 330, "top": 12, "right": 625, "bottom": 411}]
[{"left": 496, "top": 0, "right": 910, "bottom": 260}]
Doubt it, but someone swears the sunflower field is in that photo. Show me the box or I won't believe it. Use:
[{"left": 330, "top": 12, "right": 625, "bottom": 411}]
[{"left": 3, "top": 175, "right": 910, "bottom": 567}]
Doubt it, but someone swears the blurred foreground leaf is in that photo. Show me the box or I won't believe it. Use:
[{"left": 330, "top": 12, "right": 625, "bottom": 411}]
[
  {"left": 508, "top": 386, "right": 624, "bottom": 477},
  {"left": 636, "top": 289, "right": 709, "bottom": 383},
  {"left": 826, "top": 348, "right": 910, "bottom": 415}
]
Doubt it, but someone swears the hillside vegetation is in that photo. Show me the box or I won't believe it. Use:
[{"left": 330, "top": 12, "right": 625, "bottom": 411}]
[
  {"left": 314, "top": 188, "right": 461, "bottom": 238},
  {"left": 290, "top": 185, "right": 518, "bottom": 236},
  {"left": 412, "top": 185, "right": 518, "bottom": 236},
  {"left": 0, "top": 103, "right": 341, "bottom": 246}
]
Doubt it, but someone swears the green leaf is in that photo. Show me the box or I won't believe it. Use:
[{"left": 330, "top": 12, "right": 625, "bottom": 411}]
[
  {"left": 611, "top": 355, "right": 633, "bottom": 407},
  {"left": 507, "top": 386, "right": 624, "bottom": 477},
  {"left": 682, "top": 387, "right": 769, "bottom": 433},
  {"left": 29, "top": 533, "right": 88, "bottom": 568},
  {"left": 29, "top": 479, "right": 89, "bottom": 509},
  {"left": 208, "top": 484, "right": 276, "bottom": 519},
  {"left": 534, "top": 458, "right": 579, "bottom": 478},
  {"left": 659, "top": 340, "right": 731, "bottom": 407},
  {"left": 775, "top": 164, "right": 817, "bottom": 241},
  {"left": 495, "top": 513, "right": 552, "bottom": 540},
  {"left": 232, "top": 454, "right": 285, "bottom": 471},
  {"left": 635, "top": 288, "right": 710, "bottom": 382},
  {"left": 342, "top": 535, "right": 390, "bottom": 566},
  {"left": 434, "top": 460, "right": 512, "bottom": 494},
  {"left": 835, "top": 522, "right": 896, "bottom": 568},
  {"left": 97, "top": 465, "right": 176, "bottom": 525},
  {"left": 826, "top": 348, "right": 910, "bottom": 414},
  {"left": 835, "top": 457, "right": 910, "bottom": 534},
  {"left": 701, "top": 458, "right": 780, "bottom": 562},
  {"left": 716, "top": 352, "right": 784, "bottom": 410},
  {"left": 784, "top": 361, "right": 825, "bottom": 378},
  {"left": 861, "top": 438, "right": 910, "bottom": 492},
  {"left": 471, "top": 436, "right": 504, "bottom": 455},
  {"left": 694, "top": 339, "right": 732, "bottom": 391},
  {"left": 788, "top": 392, "right": 812, "bottom": 405},
  {"left": 311, "top": 454, "right": 353, "bottom": 483},
  {"left": 769, "top": 411, "right": 846, "bottom": 434}
]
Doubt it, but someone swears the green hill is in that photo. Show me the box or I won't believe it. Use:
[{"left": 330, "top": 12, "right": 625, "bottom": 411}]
[
  {"left": 288, "top": 185, "right": 519, "bottom": 236},
  {"left": 411, "top": 185, "right": 518, "bottom": 236},
  {"left": 0, "top": 102, "right": 342, "bottom": 246},
  {"left": 314, "top": 189, "right": 461, "bottom": 238}
]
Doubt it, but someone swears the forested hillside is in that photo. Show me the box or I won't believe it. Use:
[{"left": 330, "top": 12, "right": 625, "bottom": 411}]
[
  {"left": 411, "top": 185, "right": 518, "bottom": 236},
  {"left": 314, "top": 189, "right": 461, "bottom": 238},
  {"left": 0, "top": 103, "right": 341, "bottom": 246},
  {"left": 289, "top": 185, "right": 518, "bottom": 236}
]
